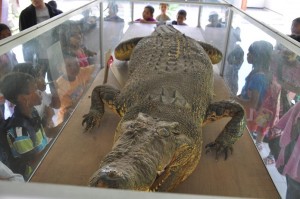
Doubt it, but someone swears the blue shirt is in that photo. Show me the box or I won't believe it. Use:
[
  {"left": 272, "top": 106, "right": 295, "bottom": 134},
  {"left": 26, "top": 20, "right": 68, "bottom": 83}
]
[{"left": 241, "top": 72, "right": 268, "bottom": 108}]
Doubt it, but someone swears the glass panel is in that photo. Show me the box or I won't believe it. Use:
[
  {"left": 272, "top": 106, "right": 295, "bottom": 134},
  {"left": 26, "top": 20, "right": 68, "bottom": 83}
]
[
  {"left": 131, "top": 1, "right": 201, "bottom": 27},
  {"left": 0, "top": 1, "right": 101, "bottom": 181},
  {"left": 2, "top": 0, "right": 300, "bottom": 198},
  {"left": 201, "top": 5, "right": 230, "bottom": 72},
  {"left": 224, "top": 9, "right": 300, "bottom": 198},
  {"left": 102, "top": 1, "right": 129, "bottom": 53}
]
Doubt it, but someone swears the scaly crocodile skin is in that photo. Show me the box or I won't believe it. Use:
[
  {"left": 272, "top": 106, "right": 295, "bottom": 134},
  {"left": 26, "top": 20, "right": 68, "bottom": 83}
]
[{"left": 82, "top": 25, "right": 245, "bottom": 192}]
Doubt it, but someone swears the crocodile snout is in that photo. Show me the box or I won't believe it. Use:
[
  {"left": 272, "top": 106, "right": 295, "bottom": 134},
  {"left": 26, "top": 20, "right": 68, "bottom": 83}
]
[{"left": 90, "top": 167, "right": 127, "bottom": 189}]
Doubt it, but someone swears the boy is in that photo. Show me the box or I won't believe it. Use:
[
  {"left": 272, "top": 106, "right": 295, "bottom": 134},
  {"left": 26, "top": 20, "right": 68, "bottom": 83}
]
[
  {"left": 55, "top": 53, "right": 95, "bottom": 125},
  {"left": 291, "top": 17, "right": 300, "bottom": 35},
  {"left": 135, "top": 5, "right": 156, "bottom": 23},
  {"left": 13, "top": 63, "right": 61, "bottom": 129},
  {"left": 156, "top": 3, "right": 170, "bottom": 22},
  {"left": 171, "top": 10, "right": 187, "bottom": 25},
  {"left": 0, "top": 72, "right": 47, "bottom": 180}
]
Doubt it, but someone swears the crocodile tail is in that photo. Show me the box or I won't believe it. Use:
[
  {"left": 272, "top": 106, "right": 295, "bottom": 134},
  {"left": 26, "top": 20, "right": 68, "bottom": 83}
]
[
  {"left": 198, "top": 41, "right": 223, "bottom": 64},
  {"left": 114, "top": 37, "right": 144, "bottom": 61}
]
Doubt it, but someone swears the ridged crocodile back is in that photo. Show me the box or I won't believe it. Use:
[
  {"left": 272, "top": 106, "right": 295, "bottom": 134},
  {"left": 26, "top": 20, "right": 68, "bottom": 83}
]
[{"left": 118, "top": 25, "right": 214, "bottom": 122}]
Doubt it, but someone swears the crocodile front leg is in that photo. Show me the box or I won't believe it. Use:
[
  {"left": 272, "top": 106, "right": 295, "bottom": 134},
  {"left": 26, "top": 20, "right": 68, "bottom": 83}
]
[
  {"left": 203, "top": 100, "right": 245, "bottom": 160},
  {"left": 82, "top": 85, "right": 121, "bottom": 131}
]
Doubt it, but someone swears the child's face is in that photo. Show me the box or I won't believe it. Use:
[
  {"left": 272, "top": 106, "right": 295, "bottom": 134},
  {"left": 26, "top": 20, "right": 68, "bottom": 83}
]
[
  {"left": 209, "top": 15, "right": 219, "bottom": 23},
  {"left": 23, "top": 81, "right": 42, "bottom": 106},
  {"left": 291, "top": 21, "right": 300, "bottom": 35},
  {"left": 36, "top": 76, "right": 46, "bottom": 91},
  {"left": 160, "top": 4, "right": 168, "bottom": 13},
  {"left": 143, "top": 8, "right": 153, "bottom": 20},
  {"left": 69, "top": 33, "right": 82, "bottom": 48},
  {"left": 177, "top": 14, "right": 186, "bottom": 25},
  {"left": 64, "top": 57, "right": 80, "bottom": 81},
  {"left": 0, "top": 28, "right": 11, "bottom": 40},
  {"left": 247, "top": 51, "right": 254, "bottom": 64}
]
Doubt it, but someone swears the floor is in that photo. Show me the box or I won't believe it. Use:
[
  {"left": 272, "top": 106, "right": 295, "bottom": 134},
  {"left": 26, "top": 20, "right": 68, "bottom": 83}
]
[{"left": 252, "top": 134, "right": 287, "bottom": 199}]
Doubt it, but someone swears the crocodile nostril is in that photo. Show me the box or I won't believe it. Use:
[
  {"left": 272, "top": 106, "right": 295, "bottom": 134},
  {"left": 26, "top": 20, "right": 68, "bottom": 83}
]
[{"left": 108, "top": 170, "right": 118, "bottom": 178}]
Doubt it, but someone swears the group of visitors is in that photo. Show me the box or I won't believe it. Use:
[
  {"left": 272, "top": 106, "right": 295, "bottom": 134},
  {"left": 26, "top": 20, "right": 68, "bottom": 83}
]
[
  {"left": 0, "top": 0, "right": 96, "bottom": 182},
  {"left": 134, "top": 3, "right": 187, "bottom": 26},
  {"left": 1, "top": 1, "right": 300, "bottom": 198},
  {"left": 233, "top": 17, "right": 300, "bottom": 198}
]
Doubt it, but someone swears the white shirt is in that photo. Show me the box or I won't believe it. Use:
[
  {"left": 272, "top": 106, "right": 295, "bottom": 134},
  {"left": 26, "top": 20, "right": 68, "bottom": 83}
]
[
  {"left": 0, "top": 161, "right": 24, "bottom": 182},
  {"left": 36, "top": 7, "right": 50, "bottom": 24}
]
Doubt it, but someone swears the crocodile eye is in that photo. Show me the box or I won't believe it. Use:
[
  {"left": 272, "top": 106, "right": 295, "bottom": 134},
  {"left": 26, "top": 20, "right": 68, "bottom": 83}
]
[{"left": 157, "top": 128, "right": 170, "bottom": 137}]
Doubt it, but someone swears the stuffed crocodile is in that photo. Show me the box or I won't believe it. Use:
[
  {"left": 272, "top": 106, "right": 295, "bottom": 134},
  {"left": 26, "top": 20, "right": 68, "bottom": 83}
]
[{"left": 82, "top": 25, "right": 245, "bottom": 191}]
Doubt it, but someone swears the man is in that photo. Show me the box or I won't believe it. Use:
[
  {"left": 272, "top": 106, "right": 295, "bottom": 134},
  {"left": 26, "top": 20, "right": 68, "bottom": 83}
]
[
  {"left": 19, "top": 0, "right": 61, "bottom": 31},
  {"left": 19, "top": 0, "right": 61, "bottom": 62},
  {"left": 19, "top": 0, "right": 61, "bottom": 90}
]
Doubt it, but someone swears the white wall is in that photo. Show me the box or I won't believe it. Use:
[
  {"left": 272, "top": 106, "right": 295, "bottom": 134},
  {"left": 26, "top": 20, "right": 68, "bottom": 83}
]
[{"left": 265, "top": 0, "right": 299, "bottom": 20}]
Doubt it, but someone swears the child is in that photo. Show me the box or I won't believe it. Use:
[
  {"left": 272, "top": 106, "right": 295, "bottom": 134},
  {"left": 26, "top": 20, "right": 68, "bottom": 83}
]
[
  {"left": 171, "top": 10, "right": 187, "bottom": 25},
  {"left": 206, "top": 11, "right": 222, "bottom": 28},
  {"left": 0, "top": 72, "right": 47, "bottom": 180},
  {"left": 60, "top": 22, "right": 97, "bottom": 68},
  {"left": 135, "top": 5, "right": 156, "bottom": 24},
  {"left": 13, "top": 63, "right": 61, "bottom": 129},
  {"left": 55, "top": 53, "right": 95, "bottom": 125},
  {"left": 291, "top": 17, "right": 300, "bottom": 35},
  {"left": 223, "top": 27, "right": 244, "bottom": 95},
  {"left": 233, "top": 41, "right": 274, "bottom": 152},
  {"left": 104, "top": 2, "right": 124, "bottom": 22},
  {"left": 156, "top": 3, "right": 170, "bottom": 22},
  {"left": 270, "top": 102, "right": 300, "bottom": 198},
  {"left": 0, "top": 23, "right": 18, "bottom": 120}
]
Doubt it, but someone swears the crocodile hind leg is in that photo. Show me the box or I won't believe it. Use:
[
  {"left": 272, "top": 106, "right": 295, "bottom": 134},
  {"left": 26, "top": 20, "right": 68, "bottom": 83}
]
[
  {"left": 151, "top": 144, "right": 201, "bottom": 192},
  {"left": 114, "top": 37, "right": 144, "bottom": 61},
  {"left": 203, "top": 100, "right": 245, "bottom": 160},
  {"left": 82, "top": 85, "right": 121, "bottom": 131}
]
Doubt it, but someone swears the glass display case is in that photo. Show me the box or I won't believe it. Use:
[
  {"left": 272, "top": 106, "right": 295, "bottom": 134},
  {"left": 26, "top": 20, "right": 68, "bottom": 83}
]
[{"left": 0, "top": 0, "right": 300, "bottom": 198}]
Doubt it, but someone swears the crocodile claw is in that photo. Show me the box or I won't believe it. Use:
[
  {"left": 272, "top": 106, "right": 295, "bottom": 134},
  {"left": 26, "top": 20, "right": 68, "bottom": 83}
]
[
  {"left": 205, "top": 141, "right": 233, "bottom": 160},
  {"left": 82, "top": 109, "right": 104, "bottom": 132}
]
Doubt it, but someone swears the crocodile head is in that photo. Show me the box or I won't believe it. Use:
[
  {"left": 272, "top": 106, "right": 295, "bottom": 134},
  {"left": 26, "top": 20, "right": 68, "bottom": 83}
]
[{"left": 89, "top": 112, "right": 181, "bottom": 191}]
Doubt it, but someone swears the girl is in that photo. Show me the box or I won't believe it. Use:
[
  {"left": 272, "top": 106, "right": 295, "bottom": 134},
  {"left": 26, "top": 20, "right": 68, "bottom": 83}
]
[
  {"left": 156, "top": 3, "right": 170, "bottom": 22},
  {"left": 234, "top": 40, "right": 274, "bottom": 151},
  {"left": 55, "top": 53, "right": 95, "bottom": 125}
]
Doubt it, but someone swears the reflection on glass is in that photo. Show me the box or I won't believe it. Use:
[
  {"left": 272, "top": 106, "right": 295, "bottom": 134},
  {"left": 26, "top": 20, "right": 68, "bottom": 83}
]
[
  {"left": 203, "top": 8, "right": 228, "bottom": 56},
  {"left": 1, "top": 0, "right": 299, "bottom": 197},
  {"left": 55, "top": 53, "right": 96, "bottom": 125},
  {"left": 0, "top": 4, "right": 101, "bottom": 182},
  {"left": 103, "top": 1, "right": 126, "bottom": 53},
  {"left": 224, "top": 27, "right": 244, "bottom": 96},
  {"left": 104, "top": 2, "right": 124, "bottom": 22},
  {"left": 1, "top": 71, "right": 48, "bottom": 180},
  {"left": 234, "top": 40, "right": 274, "bottom": 148},
  {"left": 226, "top": 12, "right": 300, "bottom": 196}
]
